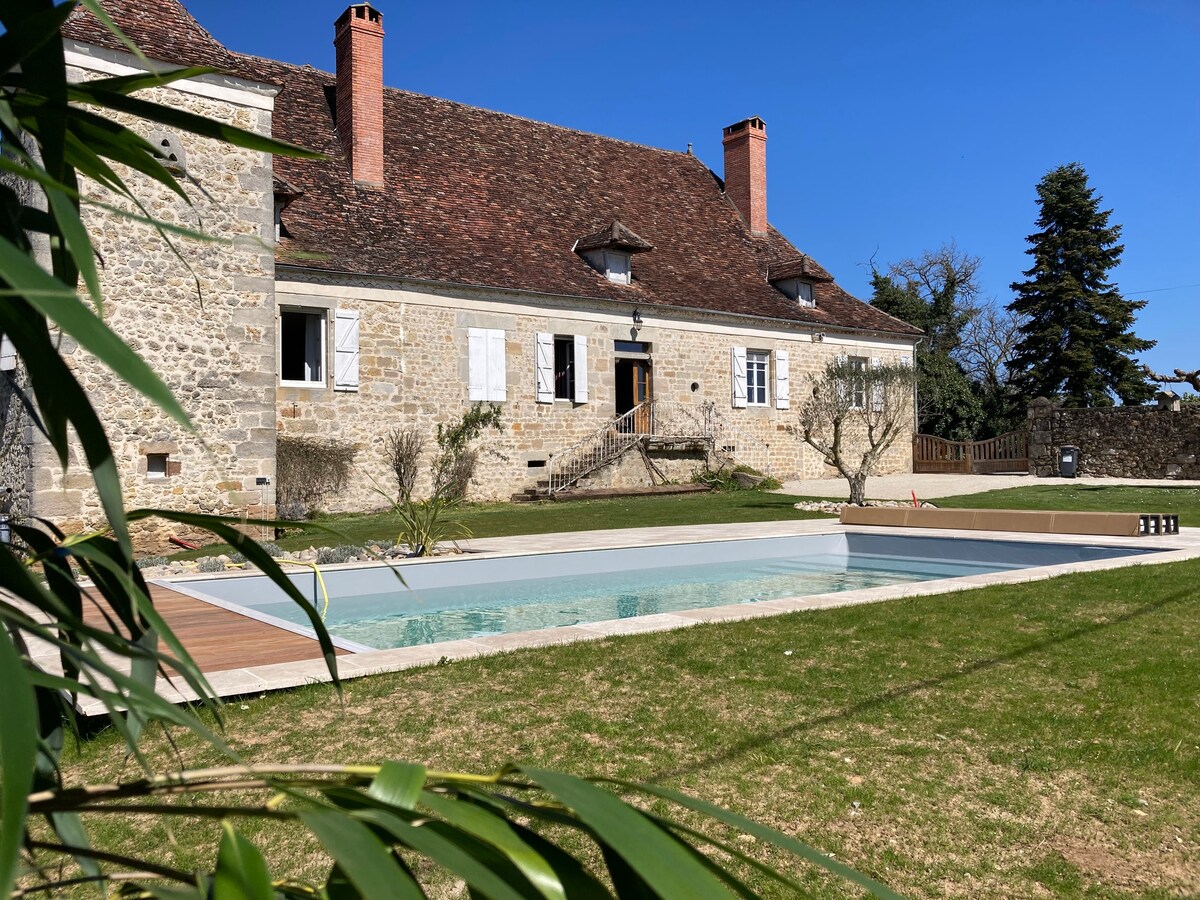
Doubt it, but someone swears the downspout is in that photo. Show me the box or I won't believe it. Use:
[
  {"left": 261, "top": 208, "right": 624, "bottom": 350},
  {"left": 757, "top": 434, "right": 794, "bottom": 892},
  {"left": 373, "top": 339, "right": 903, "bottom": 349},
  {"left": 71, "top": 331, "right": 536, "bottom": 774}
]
[{"left": 911, "top": 337, "right": 924, "bottom": 433}]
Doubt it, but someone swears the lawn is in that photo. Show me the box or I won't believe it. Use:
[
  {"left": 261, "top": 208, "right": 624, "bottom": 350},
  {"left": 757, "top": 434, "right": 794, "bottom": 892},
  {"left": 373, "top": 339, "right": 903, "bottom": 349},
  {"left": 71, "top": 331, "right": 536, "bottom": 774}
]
[
  {"left": 67, "top": 558, "right": 1200, "bottom": 897},
  {"left": 933, "top": 484, "right": 1200, "bottom": 526},
  {"left": 172, "top": 490, "right": 828, "bottom": 557}
]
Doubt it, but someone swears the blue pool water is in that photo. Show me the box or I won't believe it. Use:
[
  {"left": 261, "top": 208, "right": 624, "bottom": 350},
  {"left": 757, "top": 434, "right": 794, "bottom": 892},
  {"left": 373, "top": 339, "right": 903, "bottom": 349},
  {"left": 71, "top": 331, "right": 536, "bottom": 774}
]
[{"left": 174, "top": 533, "right": 1160, "bottom": 651}]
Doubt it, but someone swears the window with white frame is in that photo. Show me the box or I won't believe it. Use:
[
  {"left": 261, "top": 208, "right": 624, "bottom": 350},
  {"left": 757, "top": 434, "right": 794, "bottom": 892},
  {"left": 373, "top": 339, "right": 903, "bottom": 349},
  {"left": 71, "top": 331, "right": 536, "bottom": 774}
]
[
  {"left": 280, "top": 309, "right": 325, "bottom": 385},
  {"left": 536, "top": 332, "right": 589, "bottom": 404},
  {"left": 582, "top": 248, "right": 632, "bottom": 284},
  {"left": 468, "top": 327, "right": 507, "bottom": 402},
  {"left": 745, "top": 350, "right": 769, "bottom": 406},
  {"left": 731, "top": 346, "right": 789, "bottom": 410},
  {"left": 775, "top": 278, "right": 816, "bottom": 308}
]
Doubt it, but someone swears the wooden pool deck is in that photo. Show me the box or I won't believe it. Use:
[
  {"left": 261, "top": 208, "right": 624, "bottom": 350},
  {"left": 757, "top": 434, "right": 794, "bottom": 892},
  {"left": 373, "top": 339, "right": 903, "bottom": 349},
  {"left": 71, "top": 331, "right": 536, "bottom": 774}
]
[{"left": 85, "top": 583, "right": 344, "bottom": 675}]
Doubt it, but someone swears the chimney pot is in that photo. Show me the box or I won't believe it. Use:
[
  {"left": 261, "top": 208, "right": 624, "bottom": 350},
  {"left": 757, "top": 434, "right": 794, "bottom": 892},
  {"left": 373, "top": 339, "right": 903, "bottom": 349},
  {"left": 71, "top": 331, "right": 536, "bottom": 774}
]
[
  {"left": 722, "top": 116, "right": 767, "bottom": 234},
  {"left": 334, "top": 3, "right": 385, "bottom": 186}
]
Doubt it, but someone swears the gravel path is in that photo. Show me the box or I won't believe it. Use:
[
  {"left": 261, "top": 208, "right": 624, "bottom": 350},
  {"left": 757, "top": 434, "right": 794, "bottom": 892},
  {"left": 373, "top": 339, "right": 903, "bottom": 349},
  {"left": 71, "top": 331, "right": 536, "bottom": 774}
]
[{"left": 776, "top": 473, "right": 1200, "bottom": 501}]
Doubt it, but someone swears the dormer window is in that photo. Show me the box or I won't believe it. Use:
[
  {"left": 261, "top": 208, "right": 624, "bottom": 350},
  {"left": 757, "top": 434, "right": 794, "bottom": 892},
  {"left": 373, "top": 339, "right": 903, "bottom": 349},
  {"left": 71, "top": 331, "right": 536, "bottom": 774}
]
[
  {"left": 583, "top": 248, "right": 632, "bottom": 284},
  {"left": 769, "top": 256, "right": 833, "bottom": 309},
  {"left": 575, "top": 220, "right": 653, "bottom": 286},
  {"left": 776, "top": 278, "right": 815, "bottom": 308},
  {"left": 272, "top": 177, "right": 304, "bottom": 244}
]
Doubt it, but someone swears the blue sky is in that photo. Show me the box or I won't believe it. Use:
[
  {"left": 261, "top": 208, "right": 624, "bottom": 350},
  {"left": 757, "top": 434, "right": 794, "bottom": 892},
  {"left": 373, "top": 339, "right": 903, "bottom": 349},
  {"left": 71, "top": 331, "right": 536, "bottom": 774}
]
[{"left": 191, "top": 0, "right": 1198, "bottom": 380}]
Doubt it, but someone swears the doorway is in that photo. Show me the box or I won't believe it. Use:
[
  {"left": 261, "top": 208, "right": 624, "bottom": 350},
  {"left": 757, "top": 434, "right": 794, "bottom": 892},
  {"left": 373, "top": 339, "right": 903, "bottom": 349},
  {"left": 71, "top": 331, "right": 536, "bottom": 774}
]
[{"left": 615, "top": 358, "right": 652, "bottom": 433}]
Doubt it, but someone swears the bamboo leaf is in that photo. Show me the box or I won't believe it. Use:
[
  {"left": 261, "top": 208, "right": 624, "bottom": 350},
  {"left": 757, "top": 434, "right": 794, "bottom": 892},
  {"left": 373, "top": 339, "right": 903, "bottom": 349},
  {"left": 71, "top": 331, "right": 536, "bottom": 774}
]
[
  {"left": 67, "top": 83, "right": 323, "bottom": 160},
  {"left": 0, "top": 2, "right": 76, "bottom": 72},
  {"left": 517, "top": 767, "right": 730, "bottom": 900},
  {"left": 300, "top": 809, "right": 422, "bottom": 900},
  {"left": 213, "top": 821, "right": 274, "bottom": 900},
  {"left": 0, "top": 630, "right": 36, "bottom": 900},
  {"left": 418, "top": 790, "right": 565, "bottom": 900},
  {"left": 606, "top": 779, "right": 904, "bottom": 899},
  {"left": 367, "top": 761, "right": 425, "bottom": 810}
]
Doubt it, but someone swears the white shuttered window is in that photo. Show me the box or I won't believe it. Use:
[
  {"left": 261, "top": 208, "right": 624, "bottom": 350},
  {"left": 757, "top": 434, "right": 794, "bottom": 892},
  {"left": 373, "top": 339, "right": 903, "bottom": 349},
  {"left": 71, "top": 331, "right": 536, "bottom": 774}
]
[
  {"left": 535, "top": 332, "right": 555, "bottom": 403},
  {"left": 730, "top": 346, "right": 748, "bottom": 408},
  {"left": 334, "top": 309, "right": 360, "bottom": 391},
  {"left": 468, "top": 327, "right": 507, "bottom": 402},
  {"left": 774, "top": 349, "right": 790, "bottom": 409}
]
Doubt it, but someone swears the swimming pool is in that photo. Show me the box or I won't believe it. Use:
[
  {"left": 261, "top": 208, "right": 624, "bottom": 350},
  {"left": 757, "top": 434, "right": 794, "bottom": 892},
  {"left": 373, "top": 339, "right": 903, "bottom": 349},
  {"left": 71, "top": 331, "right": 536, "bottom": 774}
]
[{"left": 169, "top": 533, "right": 1160, "bottom": 652}]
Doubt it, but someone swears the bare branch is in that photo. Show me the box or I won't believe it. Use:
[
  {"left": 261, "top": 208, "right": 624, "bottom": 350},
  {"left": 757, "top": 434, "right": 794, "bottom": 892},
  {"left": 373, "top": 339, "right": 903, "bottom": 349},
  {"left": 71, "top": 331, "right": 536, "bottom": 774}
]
[{"left": 1147, "top": 368, "right": 1200, "bottom": 392}]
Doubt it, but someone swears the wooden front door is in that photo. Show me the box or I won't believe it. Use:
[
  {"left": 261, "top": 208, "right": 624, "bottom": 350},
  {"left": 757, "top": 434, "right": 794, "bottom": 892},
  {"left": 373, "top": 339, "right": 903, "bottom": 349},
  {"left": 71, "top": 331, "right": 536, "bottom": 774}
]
[{"left": 615, "top": 358, "right": 653, "bottom": 433}]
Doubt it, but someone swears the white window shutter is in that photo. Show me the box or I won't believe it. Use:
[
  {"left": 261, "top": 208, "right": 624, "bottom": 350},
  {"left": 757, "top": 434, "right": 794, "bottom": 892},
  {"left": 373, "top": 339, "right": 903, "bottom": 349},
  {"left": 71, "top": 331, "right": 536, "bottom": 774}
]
[
  {"left": 468, "top": 328, "right": 487, "bottom": 401},
  {"left": 774, "top": 349, "right": 790, "bottom": 409},
  {"left": 0, "top": 335, "right": 15, "bottom": 372},
  {"left": 573, "top": 334, "right": 589, "bottom": 403},
  {"left": 535, "top": 332, "right": 554, "bottom": 403},
  {"left": 334, "top": 309, "right": 360, "bottom": 391},
  {"left": 486, "top": 328, "right": 507, "bottom": 401},
  {"left": 731, "top": 346, "right": 748, "bottom": 408},
  {"left": 870, "top": 357, "right": 884, "bottom": 412}
]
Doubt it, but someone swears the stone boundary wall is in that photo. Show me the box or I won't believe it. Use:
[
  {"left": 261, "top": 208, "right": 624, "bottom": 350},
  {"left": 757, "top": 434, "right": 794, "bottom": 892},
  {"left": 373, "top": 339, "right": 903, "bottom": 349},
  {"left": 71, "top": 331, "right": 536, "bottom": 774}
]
[{"left": 1027, "top": 400, "right": 1200, "bottom": 478}]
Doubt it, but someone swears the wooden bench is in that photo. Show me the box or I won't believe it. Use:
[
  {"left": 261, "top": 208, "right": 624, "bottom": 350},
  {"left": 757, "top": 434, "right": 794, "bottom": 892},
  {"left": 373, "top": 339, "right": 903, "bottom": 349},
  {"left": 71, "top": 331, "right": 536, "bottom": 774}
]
[{"left": 837, "top": 507, "right": 1178, "bottom": 537}]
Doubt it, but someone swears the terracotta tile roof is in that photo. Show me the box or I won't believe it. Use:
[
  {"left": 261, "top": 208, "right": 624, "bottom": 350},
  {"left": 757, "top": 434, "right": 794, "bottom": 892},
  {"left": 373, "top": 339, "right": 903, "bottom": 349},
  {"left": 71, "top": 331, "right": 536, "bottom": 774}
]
[
  {"left": 64, "top": 0, "right": 233, "bottom": 69},
  {"left": 575, "top": 221, "right": 654, "bottom": 253},
  {"left": 64, "top": 1, "right": 922, "bottom": 339}
]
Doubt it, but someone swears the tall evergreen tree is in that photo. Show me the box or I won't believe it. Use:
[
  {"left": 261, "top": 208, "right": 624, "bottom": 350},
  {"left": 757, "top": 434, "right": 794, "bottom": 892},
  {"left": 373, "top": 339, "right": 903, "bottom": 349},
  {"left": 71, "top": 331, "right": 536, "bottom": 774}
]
[{"left": 1008, "top": 163, "right": 1155, "bottom": 406}]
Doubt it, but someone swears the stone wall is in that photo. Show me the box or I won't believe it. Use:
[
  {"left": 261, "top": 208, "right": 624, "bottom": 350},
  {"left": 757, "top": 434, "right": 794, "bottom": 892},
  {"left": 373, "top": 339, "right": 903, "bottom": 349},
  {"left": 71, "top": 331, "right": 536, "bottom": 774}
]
[
  {"left": 1028, "top": 400, "right": 1200, "bottom": 478},
  {"left": 275, "top": 274, "right": 915, "bottom": 508},
  {"left": 32, "top": 54, "right": 279, "bottom": 551}
]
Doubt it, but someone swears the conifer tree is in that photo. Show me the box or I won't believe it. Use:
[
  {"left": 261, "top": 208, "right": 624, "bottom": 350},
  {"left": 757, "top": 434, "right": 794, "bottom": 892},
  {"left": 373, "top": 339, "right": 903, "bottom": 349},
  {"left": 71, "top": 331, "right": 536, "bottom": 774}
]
[{"left": 1008, "top": 163, "right": 1154, "bottom": 406}]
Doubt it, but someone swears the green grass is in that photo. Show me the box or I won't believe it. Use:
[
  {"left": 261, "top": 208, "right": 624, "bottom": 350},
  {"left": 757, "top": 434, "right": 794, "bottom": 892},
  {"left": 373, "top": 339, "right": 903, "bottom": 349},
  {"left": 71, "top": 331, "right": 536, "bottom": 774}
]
[
  {"left": 173, "top": 490, "right": 826, "bottom": 557},
  {"left": 66, "top": 559, "right": 1200, "bottom": 897},
  {"left": 933, "top": 484, "right": 1200, "bottom": 526}
]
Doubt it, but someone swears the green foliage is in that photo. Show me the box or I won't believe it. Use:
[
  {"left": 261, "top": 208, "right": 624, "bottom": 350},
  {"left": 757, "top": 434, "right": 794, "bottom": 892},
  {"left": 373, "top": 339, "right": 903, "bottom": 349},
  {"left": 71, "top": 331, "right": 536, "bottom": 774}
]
[
  {"left": 1008, "top": 162, "right": 1155, "bottom": 407},
  {"left": 0, "top": 5, "right": 897, "bottom": 898},
  {"left": 433, "top": 402, "right": 503, "bottom": 502},
  {"left": 390, "top": 495, "right": 470, "bottom": 557},
  {"left": 869, "top": 245, "right": 984, "bottom": 441},
  {"left": 315, "top": 544, "right": 365, "bottom": 565},
  {"left": 276, "top": 435, "right": 358, "bottom": 520},
  {"left": 694, "top": 463, "right": 782, "bottom": 492}
]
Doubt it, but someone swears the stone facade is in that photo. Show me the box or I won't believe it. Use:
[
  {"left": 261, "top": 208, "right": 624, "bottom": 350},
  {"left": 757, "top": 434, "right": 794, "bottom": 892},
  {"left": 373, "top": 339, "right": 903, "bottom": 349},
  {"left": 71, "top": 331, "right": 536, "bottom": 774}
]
[
  {"left": 275, "top": 273, "right": 914, "bottom": 509},
  {"left": 1028, "top": 399, "right": 1200, "bottom": 479},
  {"left": 26, "top": 47, "right": 280, "bottom": 550}
]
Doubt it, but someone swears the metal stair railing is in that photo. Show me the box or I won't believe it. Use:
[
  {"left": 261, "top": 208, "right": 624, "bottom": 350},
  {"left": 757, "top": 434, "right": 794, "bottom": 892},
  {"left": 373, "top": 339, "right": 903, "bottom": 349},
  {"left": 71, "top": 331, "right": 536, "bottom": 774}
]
[{"left": 546, "top": 401, "right": 652, "bottom": 496}]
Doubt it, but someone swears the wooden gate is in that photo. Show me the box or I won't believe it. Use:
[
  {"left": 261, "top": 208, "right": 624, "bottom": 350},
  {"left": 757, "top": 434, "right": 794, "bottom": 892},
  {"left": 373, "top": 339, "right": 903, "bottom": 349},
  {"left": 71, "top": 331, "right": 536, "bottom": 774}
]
[{"left": 913, "top": 430, "right": 1029, "bottom": 475}]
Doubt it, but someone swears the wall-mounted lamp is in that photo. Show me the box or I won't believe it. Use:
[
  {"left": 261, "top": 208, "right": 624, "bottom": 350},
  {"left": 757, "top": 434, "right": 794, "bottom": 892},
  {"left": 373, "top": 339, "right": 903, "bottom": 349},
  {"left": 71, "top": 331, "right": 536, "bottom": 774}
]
[
  {"left": 632, "top": 308, "right": 644, "bottom": 329},
  {"left": 812, "top": 331, "right": 825, "bottom": 343}
]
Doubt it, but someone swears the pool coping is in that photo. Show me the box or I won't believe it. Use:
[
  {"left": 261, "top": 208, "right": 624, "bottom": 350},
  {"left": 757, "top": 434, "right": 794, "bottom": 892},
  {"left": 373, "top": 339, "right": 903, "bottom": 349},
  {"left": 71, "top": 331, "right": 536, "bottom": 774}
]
[{"left": 75, "top": 520, "right": 1200, "bottom": 715}]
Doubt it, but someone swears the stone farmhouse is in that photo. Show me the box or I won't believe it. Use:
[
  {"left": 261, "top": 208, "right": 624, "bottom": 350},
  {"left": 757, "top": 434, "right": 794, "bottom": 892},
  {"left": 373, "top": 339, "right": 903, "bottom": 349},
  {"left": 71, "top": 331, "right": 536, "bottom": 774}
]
[{"left": 27, "top": 0, "right": 921, "bottom": 547}]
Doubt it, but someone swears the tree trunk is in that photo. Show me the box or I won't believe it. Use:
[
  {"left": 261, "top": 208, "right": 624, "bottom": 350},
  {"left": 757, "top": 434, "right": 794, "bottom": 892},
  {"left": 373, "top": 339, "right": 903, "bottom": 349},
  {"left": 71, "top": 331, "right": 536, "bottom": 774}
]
[{"left": 848, "top": 474, "right": 867, "bottom": 506}]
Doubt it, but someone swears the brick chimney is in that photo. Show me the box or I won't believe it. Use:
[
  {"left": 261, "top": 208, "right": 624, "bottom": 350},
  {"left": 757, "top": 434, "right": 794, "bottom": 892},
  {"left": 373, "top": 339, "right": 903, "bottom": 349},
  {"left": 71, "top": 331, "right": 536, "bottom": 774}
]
[
  {"left": 334, "top": 3, "right": 385, "bottom": 186},
  {"left": 722, "top": 116, "right": 767, "bottom": 234}
]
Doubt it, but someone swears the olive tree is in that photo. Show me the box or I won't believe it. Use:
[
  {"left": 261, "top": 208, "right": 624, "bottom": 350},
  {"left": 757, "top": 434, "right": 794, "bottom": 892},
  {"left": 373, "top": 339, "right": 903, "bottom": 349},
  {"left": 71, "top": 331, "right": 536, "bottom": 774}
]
[{"left": 794, "top": 356, "right": 915, "bottom": 506}]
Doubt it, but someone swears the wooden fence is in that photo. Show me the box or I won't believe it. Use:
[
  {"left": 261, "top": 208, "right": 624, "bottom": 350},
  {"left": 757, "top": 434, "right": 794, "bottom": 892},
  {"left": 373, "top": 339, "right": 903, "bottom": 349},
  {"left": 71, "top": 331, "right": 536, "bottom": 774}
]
[{"left": 912, "top": 430, "right": 1029, "bottom": 475}]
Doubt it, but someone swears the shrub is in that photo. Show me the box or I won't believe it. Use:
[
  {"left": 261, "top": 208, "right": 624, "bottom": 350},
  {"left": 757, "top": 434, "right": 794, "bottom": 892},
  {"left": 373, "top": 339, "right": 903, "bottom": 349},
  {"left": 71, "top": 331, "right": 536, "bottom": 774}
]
[
  {"left": 276, "top": 436, "right": 357, "bottom": 519},
  {"left": 196, "top": 556, "right": 225, "bottom": 573},
  {"left": 392, "top": 496, "right": 470, "bottom": 557},
  {"left": 694, "top": 463, "right": 782, "bottom": 492},
  {"left": 432, "top": 403, "right": 502, "bottom": 502},
  {"left": 384, "top": 426, "right": 424, "bottom": 500},
  {"left": 316, "top": 544, "right": 364, "bottom": 565},
  {"left": 136, "top": 556, "right": 167, "bottom": 569}
]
